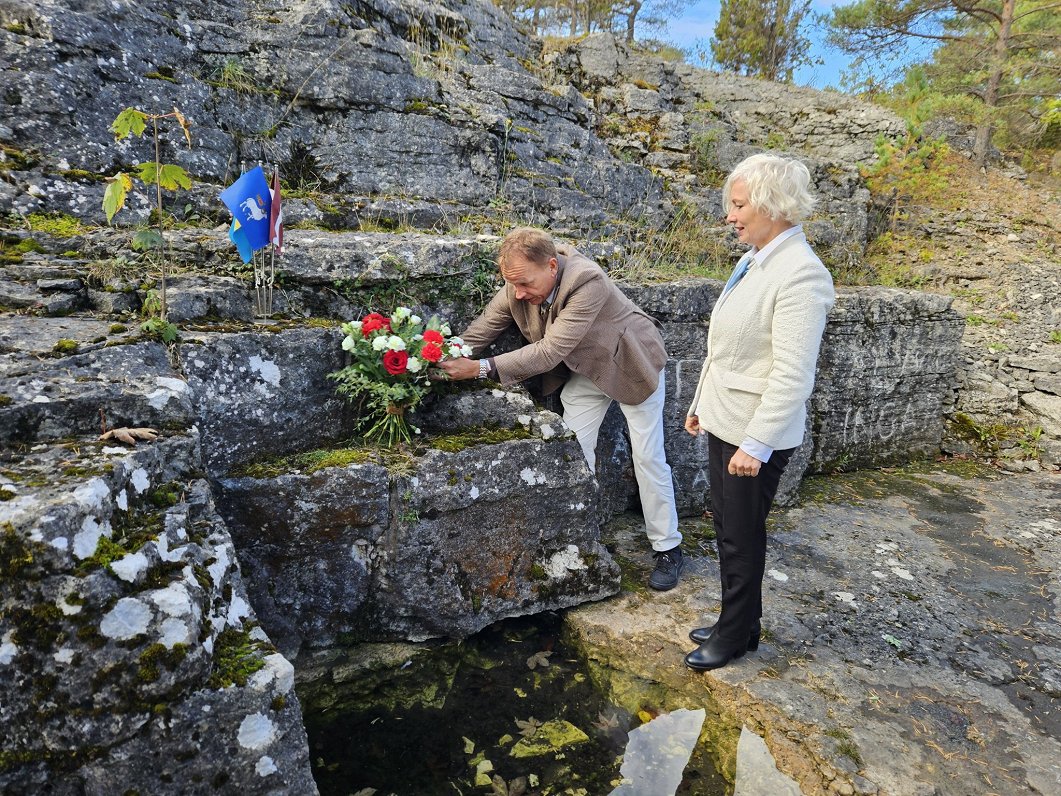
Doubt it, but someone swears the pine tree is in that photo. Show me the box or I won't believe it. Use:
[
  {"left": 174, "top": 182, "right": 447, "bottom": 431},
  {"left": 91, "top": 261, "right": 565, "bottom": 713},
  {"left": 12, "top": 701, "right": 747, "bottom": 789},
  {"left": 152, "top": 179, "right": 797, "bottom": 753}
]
[
  {"left": 711, "top": 0, "right": 815, "bottom": 82},
  {"left": 827, "top": 0, "right": 1061, "bottom": 164}
]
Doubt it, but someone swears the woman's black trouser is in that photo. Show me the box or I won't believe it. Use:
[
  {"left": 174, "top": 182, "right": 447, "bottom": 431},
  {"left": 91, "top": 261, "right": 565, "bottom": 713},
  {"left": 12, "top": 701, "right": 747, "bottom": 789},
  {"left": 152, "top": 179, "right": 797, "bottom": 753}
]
[{"left": 707, "top": 433, "right": 794, "bottom": 644}]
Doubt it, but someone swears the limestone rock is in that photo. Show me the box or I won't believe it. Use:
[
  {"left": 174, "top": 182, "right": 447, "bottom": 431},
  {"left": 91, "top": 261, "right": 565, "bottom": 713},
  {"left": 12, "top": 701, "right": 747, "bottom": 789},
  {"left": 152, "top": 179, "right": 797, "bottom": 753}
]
[
  {"left": 216, "top": 390, "right": 619, "bottom": 654},
  {"left": 0, "top": 435, "right": 316, "bottom": 794},
  {"left": 181, "top": 327, "right": 354, "bottom": 475}
]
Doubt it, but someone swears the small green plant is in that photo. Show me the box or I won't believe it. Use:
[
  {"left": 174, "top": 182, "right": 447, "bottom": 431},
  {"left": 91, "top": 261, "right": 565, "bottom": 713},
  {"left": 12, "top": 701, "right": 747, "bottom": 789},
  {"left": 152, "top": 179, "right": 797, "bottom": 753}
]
[
  {"left": 139, "top": 290, "right": 179, "bottom": 344},
  {"left": 763, "top": 131, "right": 787, "bottom": 150},
  {"left": 103, "top": 107, "right": 193, "bottom": 322},
  {"left": 209, "top": 58, "right": 258, "bottom": 94},
  {"left": 1050, "top": 331, "right": 1061, "bottom": 344},
  {"left": 1018, "top": 426, "right": 1044, "bottom": 459}
]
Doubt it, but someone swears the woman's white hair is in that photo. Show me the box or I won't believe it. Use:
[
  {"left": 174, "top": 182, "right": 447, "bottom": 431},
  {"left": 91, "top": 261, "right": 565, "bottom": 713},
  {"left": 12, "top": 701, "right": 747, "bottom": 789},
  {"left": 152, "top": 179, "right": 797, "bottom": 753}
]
[{"left": 723, "top": 153, "right": 816, "bottom": 223}]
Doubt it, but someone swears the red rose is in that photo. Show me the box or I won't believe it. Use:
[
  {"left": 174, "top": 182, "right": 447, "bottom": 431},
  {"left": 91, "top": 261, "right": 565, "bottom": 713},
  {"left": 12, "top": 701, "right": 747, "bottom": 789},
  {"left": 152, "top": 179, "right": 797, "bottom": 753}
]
[
  {"left": 422, "top": 329, "right": 444, "bottom": 345},
  {"left": 362, "top": 313, "right": 391, "bottom": 335},
  {"left": 382, "top": 349, "right": 408, "bottom": 375},
  {"left": 420, "top": 342, "right": 443, "bottom": 362}
]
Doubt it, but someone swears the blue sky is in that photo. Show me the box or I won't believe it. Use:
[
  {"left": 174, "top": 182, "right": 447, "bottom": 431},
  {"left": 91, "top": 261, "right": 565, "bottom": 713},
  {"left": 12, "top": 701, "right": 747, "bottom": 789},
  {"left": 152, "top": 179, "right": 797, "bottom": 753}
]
[{"left": 659, "top": 0, "right": 922, "bottom": 89}]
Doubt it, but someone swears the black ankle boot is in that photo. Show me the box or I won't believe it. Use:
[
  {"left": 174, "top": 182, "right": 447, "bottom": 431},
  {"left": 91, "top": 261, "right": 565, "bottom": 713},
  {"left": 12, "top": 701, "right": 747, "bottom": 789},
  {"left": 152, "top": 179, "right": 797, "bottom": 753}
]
[
  {"left": 684, "top": 633, "right": 749, "bottom": 671},
  {"left": 688, "top": 622, "right": 761, "bottom": 649}
]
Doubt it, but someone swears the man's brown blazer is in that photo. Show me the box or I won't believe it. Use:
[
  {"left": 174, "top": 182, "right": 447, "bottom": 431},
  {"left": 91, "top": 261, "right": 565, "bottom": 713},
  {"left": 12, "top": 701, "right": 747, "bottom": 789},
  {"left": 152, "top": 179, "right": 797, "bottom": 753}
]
[{"left": 461, "top": 245, "right": 667, "bottom": 406}]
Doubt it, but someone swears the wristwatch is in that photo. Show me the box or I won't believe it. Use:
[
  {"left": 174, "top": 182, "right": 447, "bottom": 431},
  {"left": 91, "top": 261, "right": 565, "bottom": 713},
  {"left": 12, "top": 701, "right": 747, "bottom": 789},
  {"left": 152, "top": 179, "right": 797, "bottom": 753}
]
[{"left": 477, "top": 359, "right": 489, "bottom": 380}]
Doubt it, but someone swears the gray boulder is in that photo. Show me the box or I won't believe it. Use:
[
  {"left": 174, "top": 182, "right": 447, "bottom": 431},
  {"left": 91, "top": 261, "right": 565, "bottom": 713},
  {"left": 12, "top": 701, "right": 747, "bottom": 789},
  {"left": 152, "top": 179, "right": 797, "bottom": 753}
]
[{"left": 216, "top": 387, "right": 619, "bottom": 656}]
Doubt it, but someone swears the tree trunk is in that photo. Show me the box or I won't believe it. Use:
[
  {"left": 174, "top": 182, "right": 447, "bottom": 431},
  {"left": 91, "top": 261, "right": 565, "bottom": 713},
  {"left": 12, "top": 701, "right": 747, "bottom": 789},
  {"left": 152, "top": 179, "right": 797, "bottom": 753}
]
[
  {"left": 973, "top": 0, "right": 1016, "bottom": 166},
  {"left": 626, "top": 0, "right": 641, "bottom": 42}
]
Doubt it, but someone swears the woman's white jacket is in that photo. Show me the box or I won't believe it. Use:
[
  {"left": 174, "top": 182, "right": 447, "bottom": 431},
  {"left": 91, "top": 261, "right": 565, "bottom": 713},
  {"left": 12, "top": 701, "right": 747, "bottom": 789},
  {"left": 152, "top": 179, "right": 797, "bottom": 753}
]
[{"left": 687, "top": 232, "right": 836, "bottom": 450}]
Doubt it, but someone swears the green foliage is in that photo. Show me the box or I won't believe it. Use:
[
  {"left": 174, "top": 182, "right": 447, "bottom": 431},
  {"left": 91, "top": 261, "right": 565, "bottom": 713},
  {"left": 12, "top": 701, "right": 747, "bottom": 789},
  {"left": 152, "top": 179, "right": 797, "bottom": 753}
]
[
  {"left": 711, "top": 0, "right": 817, "bottom": 81},
  {"left": 140, "top": 290, "right": 179, "bottom": 343},
  {"left": 137, "top": 162, "right": 193, "bottom": 191},
  {"left": 690, "top": 130, "right": 725, "bottom": 184},
  {"left": 103, "top": 106, "right": 193, "bottom": 323},
  {"left": 1049, "top": 331, "right": 1061, "bottom": 344},
  {"left": 131, "top": 229, "right": 163, "bottom": 252},
  {"left": 861, "top": 70, "right": 955, "bottom": 228},
  {"left": 110, "top": 107, "right": 148, "bottom": 140},
  {"left": 828, "top": 0, "right": 1061, "bottom": 162},
  {"left": 141, "top": 316, "right": 179, "bottom": 344},
  {"left": 104, "top": 115, "right": 193, "bottom": 224}
]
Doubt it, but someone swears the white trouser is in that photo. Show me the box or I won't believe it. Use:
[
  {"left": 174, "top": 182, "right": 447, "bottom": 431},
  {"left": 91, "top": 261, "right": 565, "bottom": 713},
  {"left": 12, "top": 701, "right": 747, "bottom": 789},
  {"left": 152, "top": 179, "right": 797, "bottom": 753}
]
[{"left": 560, "top": 371, "right": 681, "bottom": 552}]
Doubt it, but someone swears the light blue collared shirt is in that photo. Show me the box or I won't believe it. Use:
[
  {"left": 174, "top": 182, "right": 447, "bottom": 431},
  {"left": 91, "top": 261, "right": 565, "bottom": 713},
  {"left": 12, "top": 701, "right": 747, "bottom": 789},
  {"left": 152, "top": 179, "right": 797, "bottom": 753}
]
[{"left": 735, "top": 225, "right": 803, "bottom": 464}]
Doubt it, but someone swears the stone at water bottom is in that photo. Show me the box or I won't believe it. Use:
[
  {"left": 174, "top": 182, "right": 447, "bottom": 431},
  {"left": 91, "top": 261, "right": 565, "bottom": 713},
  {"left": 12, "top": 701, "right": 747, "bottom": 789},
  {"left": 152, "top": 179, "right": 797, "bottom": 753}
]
[
  {"left": 509, "top": 720, "right": 591, "bottom": 758},
  {"left": 733, "top": 726, "right": 801, "bottom": 796}
]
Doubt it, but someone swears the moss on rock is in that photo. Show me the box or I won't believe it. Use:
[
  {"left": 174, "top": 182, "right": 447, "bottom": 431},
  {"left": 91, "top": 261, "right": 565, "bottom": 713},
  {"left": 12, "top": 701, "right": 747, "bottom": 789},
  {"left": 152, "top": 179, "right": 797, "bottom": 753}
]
[{"left": 208, "top": 627, "right": 270, "bottom": 688}]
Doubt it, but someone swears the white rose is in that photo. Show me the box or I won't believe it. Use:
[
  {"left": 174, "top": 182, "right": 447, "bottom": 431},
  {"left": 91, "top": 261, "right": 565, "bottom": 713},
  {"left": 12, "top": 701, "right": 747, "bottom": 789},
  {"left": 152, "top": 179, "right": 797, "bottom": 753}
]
[
  {"left": 448, "top": 345, "right": 463, "bottom": 359},
  {"left": 392, "top": 307, "right": 411, "bottom": 323},
  {"left": 460, "top": 345, "right": 473, "bottom": 357},
  {"left": 387, "top": 336, "right": 406, "bottom": 351},
  {"left": 411, "top": 315, "right": 421, "bottom": 324},
  {"left": 372, "top": 336, "right": 389, "bottom": 351},
  {"left": 406, "top": 357, "right": 422, "bottom": 373},
  {"left": 341, "top": 336, "right": 357, "bottom": 352},
  {"left": 441, "top": 324, "right": 452, "bottom": 336}
]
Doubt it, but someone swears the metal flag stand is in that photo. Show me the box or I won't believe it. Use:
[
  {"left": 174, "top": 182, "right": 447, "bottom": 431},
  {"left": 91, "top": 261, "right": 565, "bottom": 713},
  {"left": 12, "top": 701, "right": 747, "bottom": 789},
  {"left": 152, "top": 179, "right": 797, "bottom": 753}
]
[{"left": 251, "top": 160, "right": 278, "bottom": 322}]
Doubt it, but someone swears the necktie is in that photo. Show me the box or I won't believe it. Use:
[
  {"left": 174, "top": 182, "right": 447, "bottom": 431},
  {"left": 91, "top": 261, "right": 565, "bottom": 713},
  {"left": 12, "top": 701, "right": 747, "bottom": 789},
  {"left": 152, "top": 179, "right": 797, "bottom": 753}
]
[{"left": 723, "top": 253, "right": 753, "bottom": 296}]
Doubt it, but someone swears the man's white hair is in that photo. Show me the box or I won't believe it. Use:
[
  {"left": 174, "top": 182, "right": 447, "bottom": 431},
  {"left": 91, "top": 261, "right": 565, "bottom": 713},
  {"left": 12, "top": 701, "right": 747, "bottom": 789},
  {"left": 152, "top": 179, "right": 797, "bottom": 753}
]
[{"left": 723, "top": 153, "right": 816, "bottom": 223}]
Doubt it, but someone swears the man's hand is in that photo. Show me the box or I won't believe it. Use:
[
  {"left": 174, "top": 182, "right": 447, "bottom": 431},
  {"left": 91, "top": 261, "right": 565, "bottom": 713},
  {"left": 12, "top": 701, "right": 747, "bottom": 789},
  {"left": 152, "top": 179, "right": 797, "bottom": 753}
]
[
  {"left": 727, "top": 448, "right": 762, "bottom": 478},
  {"left": 438, "top": 357, "right": 480, "bottom": 381},
  {"left": 684, "top": 415, "right": 701, "bottom": 437}
]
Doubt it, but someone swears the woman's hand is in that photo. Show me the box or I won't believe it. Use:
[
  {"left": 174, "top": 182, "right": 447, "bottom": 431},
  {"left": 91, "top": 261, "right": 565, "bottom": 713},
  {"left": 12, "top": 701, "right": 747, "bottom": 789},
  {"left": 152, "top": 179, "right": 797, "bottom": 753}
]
[
  {"left": 727, "top": 448, "right": 762, "bottom": 478},
  {"left": 684, "top": 415, "right": 701, "bottom": 437},
  {"left": 438, "top": 357, "right": 480, "bottom": 381}
]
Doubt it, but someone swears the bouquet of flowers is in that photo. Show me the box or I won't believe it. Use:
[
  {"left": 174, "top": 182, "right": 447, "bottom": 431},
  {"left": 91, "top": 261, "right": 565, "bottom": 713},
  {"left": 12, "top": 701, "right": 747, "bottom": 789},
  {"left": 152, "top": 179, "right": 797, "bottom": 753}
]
[{"left": 329, "top": 307, "right": 472, "bottom": 446}]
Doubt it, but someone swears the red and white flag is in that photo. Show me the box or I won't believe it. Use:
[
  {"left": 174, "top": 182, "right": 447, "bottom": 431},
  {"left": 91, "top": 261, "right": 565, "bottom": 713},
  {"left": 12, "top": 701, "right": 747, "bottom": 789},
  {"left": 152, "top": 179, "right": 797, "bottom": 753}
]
[{"left": 269, "top": 168, "right": 284, "bottom": 255}]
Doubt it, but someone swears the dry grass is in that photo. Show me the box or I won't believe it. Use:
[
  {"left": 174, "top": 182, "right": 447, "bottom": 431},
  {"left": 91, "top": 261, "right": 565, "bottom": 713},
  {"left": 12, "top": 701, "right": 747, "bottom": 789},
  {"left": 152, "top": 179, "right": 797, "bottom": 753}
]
[{"left": 608, "top": 204, "right": 733, "bottom": 284}]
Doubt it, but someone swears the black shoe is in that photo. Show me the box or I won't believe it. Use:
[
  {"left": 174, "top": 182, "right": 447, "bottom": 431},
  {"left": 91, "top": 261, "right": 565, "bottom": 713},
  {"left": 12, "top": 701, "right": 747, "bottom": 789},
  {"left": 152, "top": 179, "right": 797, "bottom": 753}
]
[
  {"left": 688, "top": 622, "right": 761, "bottom": 650},
  {"left": 648, "top": 546, "right": 684, "bottom": 591},
  {"left": 684, "top": 634, "right": 748, "bottom": 672}
]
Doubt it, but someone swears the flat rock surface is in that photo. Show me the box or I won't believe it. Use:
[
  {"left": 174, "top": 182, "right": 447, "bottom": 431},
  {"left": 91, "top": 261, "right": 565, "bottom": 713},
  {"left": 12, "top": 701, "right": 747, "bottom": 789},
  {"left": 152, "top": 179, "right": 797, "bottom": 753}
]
[{"left": 568, "top": 464, "right": 1061, "bottom": 796}]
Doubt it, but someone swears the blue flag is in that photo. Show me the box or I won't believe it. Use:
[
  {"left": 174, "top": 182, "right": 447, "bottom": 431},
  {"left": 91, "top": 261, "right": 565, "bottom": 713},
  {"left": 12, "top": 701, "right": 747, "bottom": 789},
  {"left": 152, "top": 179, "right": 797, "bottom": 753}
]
[
  {"left": 229, "top": 219, "right": 253, "bottom": 263},
  {"left": 220, "top": 166, "right": 271, "bottom": 250}
]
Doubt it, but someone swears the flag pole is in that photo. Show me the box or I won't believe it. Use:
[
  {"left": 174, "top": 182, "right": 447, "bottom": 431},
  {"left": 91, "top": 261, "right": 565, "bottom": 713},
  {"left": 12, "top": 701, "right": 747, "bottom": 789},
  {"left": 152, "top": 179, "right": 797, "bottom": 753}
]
[{"left": 268, "top": 162, "right": 277, "bottom": 319}]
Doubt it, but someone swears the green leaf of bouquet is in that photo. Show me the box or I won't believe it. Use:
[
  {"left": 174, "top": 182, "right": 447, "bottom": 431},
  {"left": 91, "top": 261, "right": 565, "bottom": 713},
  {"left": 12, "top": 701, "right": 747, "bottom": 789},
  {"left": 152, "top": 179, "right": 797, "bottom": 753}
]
[
  {"left": 110, "top": 107, "right": 147, "bottom": 140},
  {"left": 103, "top": 173, "right": 133, "bottom": 223},
  {"left": 132, "top": 229, "right": 163, "bottom": 252}
]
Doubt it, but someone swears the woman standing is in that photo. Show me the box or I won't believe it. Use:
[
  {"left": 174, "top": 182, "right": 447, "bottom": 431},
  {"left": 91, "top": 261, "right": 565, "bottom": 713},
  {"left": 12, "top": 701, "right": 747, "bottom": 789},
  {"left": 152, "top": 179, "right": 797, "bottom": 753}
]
[{"left": 684, "top": 153, "right": 835, "bottom": 672}]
